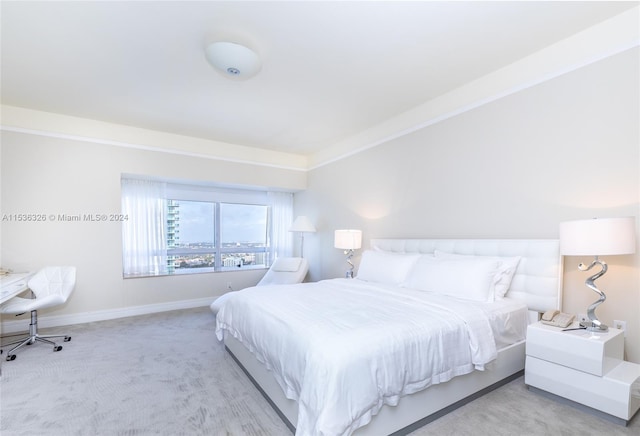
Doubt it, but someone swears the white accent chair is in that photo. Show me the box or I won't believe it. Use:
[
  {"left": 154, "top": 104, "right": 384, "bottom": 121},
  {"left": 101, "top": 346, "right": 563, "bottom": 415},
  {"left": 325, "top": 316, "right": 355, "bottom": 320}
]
[
  {"left": 210, "top": 257, "right": 309, "bottom": 315},
  {"left": 255, "top": 257, "right": 309, "bottom": 286},
  {"left": 1, "top": 266, "right": 76, "bottom": 361}
]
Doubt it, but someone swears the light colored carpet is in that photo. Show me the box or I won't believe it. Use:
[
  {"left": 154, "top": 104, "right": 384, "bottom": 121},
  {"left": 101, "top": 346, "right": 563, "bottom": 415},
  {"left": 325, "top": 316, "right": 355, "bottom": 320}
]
[{"left": 0, "top": 307, "right": 637, "bottom": 436}]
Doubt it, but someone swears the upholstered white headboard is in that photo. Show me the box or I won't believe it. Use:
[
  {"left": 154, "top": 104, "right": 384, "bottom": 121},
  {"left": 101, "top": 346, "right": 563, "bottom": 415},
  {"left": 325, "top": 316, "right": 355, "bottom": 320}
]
[{"left": 370, "top": 239, "right": 562, "bottom": 313}]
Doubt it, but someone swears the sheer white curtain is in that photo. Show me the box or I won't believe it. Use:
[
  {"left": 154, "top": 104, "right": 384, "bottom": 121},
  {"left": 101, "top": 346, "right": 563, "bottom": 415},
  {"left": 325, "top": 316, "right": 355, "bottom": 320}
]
[
  {"left": 267, "top": 191, "right": 293, "bottom": 262},
  {"left": 121, "top": 178, "right": 168, "bottom": 277}
]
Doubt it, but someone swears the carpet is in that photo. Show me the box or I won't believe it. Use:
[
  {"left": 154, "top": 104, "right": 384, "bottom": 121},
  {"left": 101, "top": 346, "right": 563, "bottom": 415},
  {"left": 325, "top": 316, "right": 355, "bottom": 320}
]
[{"left": 1, "top": 307, "right": 637, "bottom": 435}]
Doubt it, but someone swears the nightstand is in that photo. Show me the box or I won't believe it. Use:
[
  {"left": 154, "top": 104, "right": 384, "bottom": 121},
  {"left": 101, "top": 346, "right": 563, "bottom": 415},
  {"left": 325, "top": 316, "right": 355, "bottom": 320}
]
[{"left": 525, "top": 321, "right": 640, "bottom": 425}]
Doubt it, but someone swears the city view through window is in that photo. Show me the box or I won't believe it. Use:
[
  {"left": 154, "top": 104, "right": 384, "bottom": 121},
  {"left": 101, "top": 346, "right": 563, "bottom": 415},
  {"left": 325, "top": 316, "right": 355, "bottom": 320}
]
[{"left": 167, "top": 200, "right": 269, "bottom": 274}]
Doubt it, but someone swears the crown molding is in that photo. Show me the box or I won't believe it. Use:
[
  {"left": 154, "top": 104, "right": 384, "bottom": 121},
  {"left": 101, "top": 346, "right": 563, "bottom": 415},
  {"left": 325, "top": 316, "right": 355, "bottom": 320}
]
[
  {"left": 308, "top": 6, "right": 640, "bottom": 169},
  {"left": 0, "top": 106, "right": 308, "bottom": 172},
  {"left": 2, "top": 7, "right": 637, "bottom": 173}
]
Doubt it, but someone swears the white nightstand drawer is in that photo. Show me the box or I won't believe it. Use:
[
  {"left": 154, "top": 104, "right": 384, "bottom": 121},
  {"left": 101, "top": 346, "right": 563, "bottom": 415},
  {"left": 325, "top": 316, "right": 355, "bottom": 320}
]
[
  {"left": 526, "top": 322, "right": 624, "bottom": 376},
  {"left": 526, "top": 356, "right": 640, "bottom": 421}
]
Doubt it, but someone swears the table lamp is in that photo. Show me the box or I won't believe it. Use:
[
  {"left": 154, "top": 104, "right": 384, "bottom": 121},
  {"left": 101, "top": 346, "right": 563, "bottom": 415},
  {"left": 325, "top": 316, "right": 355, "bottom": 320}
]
[
  {"left": 334, "top": 229, "right": 362, "bottom": 278},
  {"left": 559, "top": 217, "right": 636, "bottom": 332}
]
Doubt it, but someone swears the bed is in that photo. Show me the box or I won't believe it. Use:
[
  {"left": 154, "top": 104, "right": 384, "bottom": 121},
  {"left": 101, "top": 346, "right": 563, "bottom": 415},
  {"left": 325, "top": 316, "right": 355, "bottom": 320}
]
[{"left": 214, "top": 238, "right": 563, "bottom": 435}]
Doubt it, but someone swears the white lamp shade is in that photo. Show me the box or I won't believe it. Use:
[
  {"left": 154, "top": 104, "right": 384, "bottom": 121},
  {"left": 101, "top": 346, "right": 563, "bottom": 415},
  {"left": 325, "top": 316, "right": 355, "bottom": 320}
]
[
  {"left": 334, "top": 229, "right": 362, "bottom": 250},
  {"left": 289, "top": 216, "right": 316, "bottom": 233},
  {"left": 204, "top": 41, "right": 262, "bottom": 79},
  {"left": 559, "top": 217, "right": 636, "bottom": 256}
]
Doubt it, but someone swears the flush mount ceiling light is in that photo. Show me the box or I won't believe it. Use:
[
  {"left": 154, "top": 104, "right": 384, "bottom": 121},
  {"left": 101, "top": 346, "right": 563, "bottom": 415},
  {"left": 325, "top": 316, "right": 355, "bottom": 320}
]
[{"left": 204, "top": 41, "right": 262, "bottom": 80}]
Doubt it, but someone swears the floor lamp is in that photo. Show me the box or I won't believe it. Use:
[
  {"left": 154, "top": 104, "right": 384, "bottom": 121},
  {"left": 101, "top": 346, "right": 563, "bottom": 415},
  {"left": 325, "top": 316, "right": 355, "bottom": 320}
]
[
  {"left": 559, "top": 217, "right": 636, "bottom": 332},
  {"left": 289, "top": 216, "right": 316, "bottom": 258}
]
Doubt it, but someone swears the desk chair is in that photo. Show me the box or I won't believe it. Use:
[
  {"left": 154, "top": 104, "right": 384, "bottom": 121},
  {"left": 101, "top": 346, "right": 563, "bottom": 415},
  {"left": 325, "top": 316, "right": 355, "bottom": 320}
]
[
  {"left": 1, "top": 266, "right": 76, "bottom": 361},
  {"left": 210, "top": 257, "right": 309, "bottom": 315}
]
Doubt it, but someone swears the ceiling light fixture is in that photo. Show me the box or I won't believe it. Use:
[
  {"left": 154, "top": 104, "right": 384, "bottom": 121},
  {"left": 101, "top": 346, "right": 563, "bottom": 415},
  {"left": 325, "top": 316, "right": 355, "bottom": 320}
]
[{"left": 204, "top": 41, "right": 261, "bottom": 80}]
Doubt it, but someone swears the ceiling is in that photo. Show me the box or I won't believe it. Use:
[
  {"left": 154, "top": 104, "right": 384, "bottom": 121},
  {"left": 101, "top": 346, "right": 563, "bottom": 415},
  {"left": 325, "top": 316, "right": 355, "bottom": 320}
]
[{"left": 1, "top": 1, "right": 637, "bottom": 159}]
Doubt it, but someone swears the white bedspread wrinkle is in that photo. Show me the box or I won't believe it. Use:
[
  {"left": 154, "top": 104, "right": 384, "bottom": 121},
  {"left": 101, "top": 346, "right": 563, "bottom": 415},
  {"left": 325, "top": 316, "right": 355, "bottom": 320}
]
[{"left": 215, "top": 278, "right": 500, "bottom": 436}]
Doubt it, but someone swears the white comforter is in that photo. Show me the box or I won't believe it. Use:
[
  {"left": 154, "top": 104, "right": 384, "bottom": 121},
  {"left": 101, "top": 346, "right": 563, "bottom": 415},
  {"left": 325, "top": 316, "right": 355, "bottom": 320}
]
[{"left": 215, "top": 278, "right": 500, "bottom": 436}]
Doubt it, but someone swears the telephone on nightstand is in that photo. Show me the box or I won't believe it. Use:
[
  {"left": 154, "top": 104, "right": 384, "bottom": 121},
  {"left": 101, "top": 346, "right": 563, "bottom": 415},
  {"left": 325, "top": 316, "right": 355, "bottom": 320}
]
[{"left": 541, "top": 310, "right": 575, "bottom": 328}]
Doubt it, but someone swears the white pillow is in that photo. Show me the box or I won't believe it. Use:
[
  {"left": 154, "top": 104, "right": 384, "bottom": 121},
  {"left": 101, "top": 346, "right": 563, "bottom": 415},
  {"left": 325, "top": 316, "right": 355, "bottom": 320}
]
[
  {"left": 356, "top": 250, "right": 420, "bottom": 286},
  {"left": 271, "top": 257, "right": 302, "bottom": 272},
  {"left": 434, "top": 250, "right": 521, "bottom": 299},
  {"left": 403, "top": 255, "right": 500, "bottom": 302}
]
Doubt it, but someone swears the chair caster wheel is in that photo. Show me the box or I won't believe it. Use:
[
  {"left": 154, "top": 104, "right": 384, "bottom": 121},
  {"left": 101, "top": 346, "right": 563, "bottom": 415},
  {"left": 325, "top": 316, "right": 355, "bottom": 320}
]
[
  {"left": 6, "top": 354, "right": 16, "bottom": 361},
  {"left": 64, "top": 336, "right": 71, "bottom": 342},
  {"left": 53, "top": 345, "right": 62, "bottom": 352}
]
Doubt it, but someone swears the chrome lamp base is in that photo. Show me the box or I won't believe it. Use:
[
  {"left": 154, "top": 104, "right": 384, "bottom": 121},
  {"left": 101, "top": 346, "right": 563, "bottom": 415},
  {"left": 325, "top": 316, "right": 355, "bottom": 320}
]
[
  {"left": 344, "top": 249, "right": 355, "bottom": 278},
  {"left": 578, "top": 257, "right": 608, "bottom": 332},
  {"left": 579, "top": 320, "right": 608, "bottom": 332}
]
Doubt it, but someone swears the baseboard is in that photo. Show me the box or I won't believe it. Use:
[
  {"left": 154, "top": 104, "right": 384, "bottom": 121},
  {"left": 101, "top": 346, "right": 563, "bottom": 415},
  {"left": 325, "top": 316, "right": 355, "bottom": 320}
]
[{"left": 0, "top": 297, "right": 214, "bottom": 334}]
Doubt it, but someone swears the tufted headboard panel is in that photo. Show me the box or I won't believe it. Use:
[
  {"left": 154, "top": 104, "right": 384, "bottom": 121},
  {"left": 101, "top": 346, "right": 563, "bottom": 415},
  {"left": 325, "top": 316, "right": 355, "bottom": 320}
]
[{"left": 370, "top": 239, "right": 562, "bottom": 313}]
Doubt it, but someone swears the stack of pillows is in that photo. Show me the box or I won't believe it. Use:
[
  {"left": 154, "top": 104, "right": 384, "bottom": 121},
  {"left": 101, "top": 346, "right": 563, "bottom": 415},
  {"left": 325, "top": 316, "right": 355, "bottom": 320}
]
[{"left": 356, "top": 249, "right": 521, "bottom": 303}]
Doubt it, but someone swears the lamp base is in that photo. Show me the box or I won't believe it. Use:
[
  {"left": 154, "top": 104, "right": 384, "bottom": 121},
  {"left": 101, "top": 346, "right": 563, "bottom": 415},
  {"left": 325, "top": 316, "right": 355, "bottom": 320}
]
[
  {"left": 579, "top": 258, "right": 609, "bottom": 333},
  {"left": 580, "top": 320, "right": 609, "bottom": 332},
  {"left": 344, "top": 249, "right": 355, "bottom": 279}
]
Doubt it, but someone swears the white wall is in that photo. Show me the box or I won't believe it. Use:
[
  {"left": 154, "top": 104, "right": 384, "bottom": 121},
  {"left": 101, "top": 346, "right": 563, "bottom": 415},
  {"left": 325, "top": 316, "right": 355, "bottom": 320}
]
[
  {"left": 297, "top": 48, "right": 640, "bottom": 362},
  {"left": 0, "top": 131, "right": 306, "bottom": 325},
  {"left": 1, "top": 30, "right": 637, "bottom": 364}
]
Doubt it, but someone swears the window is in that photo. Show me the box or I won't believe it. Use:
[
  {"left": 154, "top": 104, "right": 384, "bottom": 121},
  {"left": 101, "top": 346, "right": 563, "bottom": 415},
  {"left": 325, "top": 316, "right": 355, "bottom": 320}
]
[
  {"left": 122, "top": 177, "right": 293, "bottom": 278},
  {"left": 167, "top": 200, "right": 215, "bottom": 274},
  {"left": 167, "top": 200, "right": 268, "bottom": 274},
  {"left": 220, "top": 203, "right": 268, "bottom": 270}
]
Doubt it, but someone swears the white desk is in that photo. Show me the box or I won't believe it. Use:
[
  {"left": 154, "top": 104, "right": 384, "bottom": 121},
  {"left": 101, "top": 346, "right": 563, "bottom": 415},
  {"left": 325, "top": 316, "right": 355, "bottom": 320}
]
[
  {"left": 0, "top": 272, "right": 33, "bottom": 304},
  {"left": 1, "top": 272, "right": 32, "bottom": 375}
]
